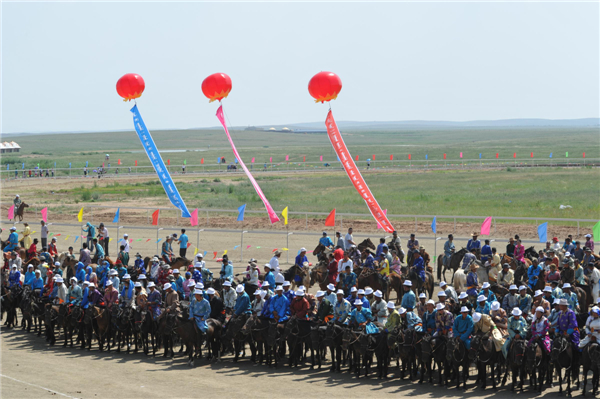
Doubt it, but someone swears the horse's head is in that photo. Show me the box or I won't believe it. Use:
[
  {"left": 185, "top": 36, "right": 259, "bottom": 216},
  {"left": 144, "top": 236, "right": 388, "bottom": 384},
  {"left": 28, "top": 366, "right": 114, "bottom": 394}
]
[
  {"left": 468, "top": 335, "right": 481, "bottom": 361},
  {"left": 342, "top": 327, "right": 354, "bottom": 350},
  {"left": 84, "top": 307, "right": 95, "bottom": 324},
  {"left": 551, "top": 335, "right": 569, "bottom": 362},
  {"left": 589, "top": 343, "right": 600, "bottom": 366},
  {"left": 387, "top": 327, "right": 402, "bottom": 348},
  {"left": 525, "top": 339, "right": 540, "bottom": 370},
  {"left": 110, "top": 303, "right": 121, "bottom": 318},
  {"left": 512, "top": 339, "right": 527, "bottom": 366},
  {"left": 240, "top": 314, "right": 256, "bottom": 336}
]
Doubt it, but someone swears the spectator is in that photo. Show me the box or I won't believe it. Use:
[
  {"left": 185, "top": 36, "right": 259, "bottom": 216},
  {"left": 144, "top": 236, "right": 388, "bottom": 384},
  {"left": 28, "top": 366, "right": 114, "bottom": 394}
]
[
  {"left": 40, "top": 220, "right": 49, "bottom": 249},
  {"left": 344, "top": 228, "right": 356, "bottom": 250}
]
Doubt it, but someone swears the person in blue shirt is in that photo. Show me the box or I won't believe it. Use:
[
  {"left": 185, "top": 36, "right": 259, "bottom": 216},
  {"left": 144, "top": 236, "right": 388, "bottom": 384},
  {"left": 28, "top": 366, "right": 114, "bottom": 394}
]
[
  {"left": 270, "top": 287, "right": 290, "bottom": 323},
  {"left": 80, "top": 282, "right": 90, "bottom": 308},
  {"left": 31, "top": 270, "right": 44, "bottom": 295},
  {"left": 261, "top": 290, "right": 273, "bottom": 319},
  {"left": 423, "top": 300, "right": 437, "bottom": 333},
  {"left": 481, "top": 240, "right": 492, "bottom": 263},
  {"left": 400, "top": 307, "right": 423, "bottom": 332},
  {"left": 453, "top": 306, "right": 474, "bottom": 349},
  {"left": 527, "top": 259, "right": 543, "bottom": 290},
  {"left": 356, "top": 290, "right": 370, "bottom": 309},
  {"left": 466, "top": 263, "right": 479, "bottom": 298},
  {"left": 219, "top": 256, "right": 233, "bottom": 282},
  {"left": 475, "top": 295, "right": 491, "bottom": 315},
  {"left": 319, "top": 232, "right": 334, "bottom": 249},
  {"left": 67, "top": 277, "right": 82, "bottom": 305},
  {"left": 172, "top": 269, "right": 185, "bottom": 299},
  {"left": 5, "top": 227, "right": 19, "bottom": 252},
  {"left": 93, "top": 238, "right": 104, "bottom": 262},
  {"left": 412, "top": 252, "right": 426, "bottom": 282},
  {"left": 363, "top": 250, "right": 375, "bottom": 269},
  {"left": 146, "top": 282, "right": 162, "bottom": 319},
  {"left": 134, "top": 253, "right": 145, "bottom": 272},
  {"left": 23, "top": 264, "right": 35, "bottom": 287},
  {"left": 401, "top": 281, "right": 416, "bottom": 310},
  {"left": 177, "top": 229, "right": 189, "bottom": 258},
  {"left": 479, "top": 282, "right": 497, "bottom": 303},
  {"left": 294, "top": 248, "right": 309, "bottom": 284},
  {"left": 120, "top": 275, "right": 135, "bottom": 307},
  {"left": 96, "top": 261, "right": 109, "bottom": 287},
  {"left": 82, "top": 222, "right": 96, "bottom": 251},
  {"left": 444, "top": 234, "right": 455, "bottom": 267},
  {"left": 8, "top": 265, "right": 21, "bottom": 288},
  {"left": 375, "top": 238, "right": 388, "bottom": 259},
  {"left": 263, "top": 264, "right": 276, "bottom": 288},
  {"left": 39, "top": 249, "right": 52, "bottom": 266},
  {"left": 189, "top": 289, "right": 211, "bottom": 333},
  {"left": 75, "top": 262, "right": 86, "bottom": 284},
  {"left": 349, "top": 300, "right": 379, "bottom": 334},
  {"left": 467, "top": 233, "right": 481, "bottom": 252},
  {"left": 282, "top": 282, "right": 295, "bottom": 303},
  {"left": 233, "top": 285, "right": 252, "bottom": 317},
  {"left": 342, "top": 266, "right": 357, "bottom": 296}
]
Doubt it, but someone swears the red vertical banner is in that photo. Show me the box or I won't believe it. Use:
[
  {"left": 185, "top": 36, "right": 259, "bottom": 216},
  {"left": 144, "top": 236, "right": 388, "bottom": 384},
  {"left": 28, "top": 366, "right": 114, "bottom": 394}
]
[
  {"left": 325, "top": 110, "right": 394, "bottom": 232},
  {"left": 151, "top": 209, "right": 160, "bottom": 225},
  {"left": 390, "top": 155, "right": 393, "bottom": 160},
  {"left": 496, "top": 153, "right": 499, "bottom": 159},
  {"left": 303, "top": 156, "right": 305, "bottom": 162},
  {"left": 372, "top": 154, "right": 376, "bottom": 160},
  {"left": 135, "top": 160, "right": 138, "bottom": 166},
  {"left": 513, "top": 153, "right": 516, "bottom": 158},
  {"left": 530, "top": 152, "right": 533, "bottom": 158},
  {"left": 443, "top": 153, "right": 446, "bottom": 160},
  {"left": 583, "top": 152, "right": 586, "bottom": 158},
  {"left": 201, "top": 158, "right": 204, "bottom": 164},
  {"left": 118, "top": 159, "right": 121, "bottom": 165},
  {"left": 167, "top": 159, "right": 170, "bottom": 165},
  {"left": 355, "top": 155, "right": 359, "bottom": 161},
  {"left": 408, "top": 154, "right": 411, "bottom": 160}
]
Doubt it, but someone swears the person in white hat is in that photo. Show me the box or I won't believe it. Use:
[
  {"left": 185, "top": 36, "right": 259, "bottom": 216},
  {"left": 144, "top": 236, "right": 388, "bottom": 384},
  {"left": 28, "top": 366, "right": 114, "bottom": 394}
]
[
  {"left": 532, "top": 289, "right": 551, "bottom": 317},
  {"left": 415, "top": 292, "right": 427, "bottom": 318},
  {"left": 364, "top": 286, "right": 374, "bottom": 300},
  {"left": 66, "top": 276, "right": 82, "bottom": 305},
  {"left": 401, "top": 280, "right": 416, "bottom": 311},
  {"left": 434, "top": 302, "right": 455, "bottom": 338},
  {"left": 325, "top": 283, "right": 337, "bottom": 307},
  {"left": 457, "top": 292, "right": 472, "bottom": 315},
  {"left": 87, "top": 282, "right": 104, "bottom": 309},
  {"left": 502, "top": 285, "right": 520, "bottom": 314},
  {"left": 502, "top": 308, "right": 528, "bottom": 358},
  {"left": 349, "top": 298, "right": 378, "bottom": 334},
  {"left": 422, "top": 299, "right": 436, "bottom": 333},
  {"left": 400, "top": 305, "right": 423, "bottom": 332},
  {"left": 290, "top": 289, "right": 310, "bottom": 322},
  {"left": 337, "top": 251, "right": 353, "bottom": 284},
  {"left": 189, "top": 288, "right": 211, "bottom": 333},
  {"left": 119, "top": 274, "right": 135, "bottom": 307},
  {"left": 163, "top": 282, "right": 180, "bottom": 315},
  {"left": 528, "top": 306, "right": 551, "bottom": 354},
  {"left": 472, "top": 311, "right": 505, "bottom": 352},
  {"left": 542, "top": 286, "right": 555, "bottom": 307},
  {"left": 547, "top": 298, "right": 561, "bottom": 330},
  {"left": 314, "top": 291, "right": 334, "bottom": 324},
  {"left": 262, "top": 263, "right": 276, "bottom": 289},
  {"left": 453, "top": 306, "right": 474, "bottom": 349},
  {"left": 385, "top": 301, "right": 400, "bottom": 331},
  {"left": 280, "top": 280, "right": 293, "bottom": 302},
  {"left": 489, "top": 301, "right": 508, "bottom": 336},
  {"left": 293, "top": 248, "right": 309, "bottom": 280},
  {"left": 561, "top": 283, "right": 580, "bottom": 313},
  {"left": 475, "top": 295, "right": 490, "bottom": 315},
  {"left": 251, "top": 289, "right": 265, "bottom": 317},
  {"left": 270, "top": 284, "right": 290, "bottom": 324},
  {"left": 333, "top": 289, "right": 351, "bottom": 324},
  {"left": 145, "top": 282, "right": 162, "bottom": 319},
  {"left": 439, "top": 281, "right": 458, "bottom": 303},
  {"left": 52, "top": 276, "right": 68, "bottom": 306},
  {"left": 222, "top": 280, "right": 237, "bottom": 313},
  {"left": 556, "top": 298, "right": 580, "bottom": 347},
  {"left": 103, "top": 279, "right": 118, "bottom": 308},
  {"left": 479, "top": 282, "right": 496, "bottom": 304},
  {"left": 232, "top": 284, "right": 252, "bottom": 320},
  {"left": 371, "top": 290, "right": 388, "bottom": 324},
  {"left": 584, "top": 234, "right": 595, "bottom": 253},
  {"left": 356, "top": 289, "right": 370, "bottom": 310},
  {"left": 107, "top": 269, "right": 120, "bottom": 291},
  {"left": 579, "top": 307, "right": 600, "bottom": 349}
]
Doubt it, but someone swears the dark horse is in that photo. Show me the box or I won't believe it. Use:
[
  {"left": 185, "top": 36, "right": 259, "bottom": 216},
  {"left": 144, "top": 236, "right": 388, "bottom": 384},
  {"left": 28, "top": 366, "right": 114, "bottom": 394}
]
[
  {"left": 551, "top": 335, "right": 580, "bottom": 396},
  {"left": 241, "top": 315, "right": 274, "bottom": 366},
  {"left": 502, "top": 338, "right": 527, "bottom": 392},
  {"left": 420, "top": 334, "right": 448, "bottom": 385},
  {"left": 324, "top": 322, "right": 347, "bottom": 372},
  {"left": 469, "top": 333, "right": 503, "bottom": 390},
  {"left": 525, "top": 336, "right": 549, "bottom": 394},
  {"left": 442, "top": 248, "right": 467, "bottom": 283},
  {"left": 407, "top": 269, "right": 434, "bottom": 299},
  {"left": 15, "top": 202, "right": 29, "bottom": 221},
  {"left": 447, "top": 337, "right": 469, "bottom": 390},
  {"left": 581, "top": 342, "right": 600, "bottom": 397}
]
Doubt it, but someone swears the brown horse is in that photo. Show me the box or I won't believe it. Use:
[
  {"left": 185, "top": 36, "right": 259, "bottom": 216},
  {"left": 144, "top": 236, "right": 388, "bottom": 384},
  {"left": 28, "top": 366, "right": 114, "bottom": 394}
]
[
  {"left": 309, "top": 261, "right": 329, "bottom": 291},
  {"left": 171, "top": 257, "right": 191, "bottom": 272},
  {"left": 313, "top": 243, "right": 332, "bottom": 262},
  {"left": 356, "top": 267, "right": 389, "bottom": 301},
  {"left": 15, "top": 203, "right": 29, "bottom": 221},
  {"left": 357, "top": 238, "right": 376, "bottom": 253},
  {"left": 89, "top": 306, "right": 112, "bottom": 351},
  {"left": 388, "top": 272, "right": 404, "bottom": 304}
]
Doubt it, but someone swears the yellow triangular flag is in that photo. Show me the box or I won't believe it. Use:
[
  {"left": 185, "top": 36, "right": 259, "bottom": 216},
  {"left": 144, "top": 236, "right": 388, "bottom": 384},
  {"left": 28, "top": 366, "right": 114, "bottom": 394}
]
[
  {"left": 32, "top": 231, "right": 36, "bottom": 234},
  {"left": 223, "top": 250, "right": 228, "bottom": 255},
  {"left": 109, "top": 238, "right": 113, "bottom": 242},
  {"left": 77, "top": 207, "right": 84, "bottom": 222},
  {"left": 194, "top": 247, "right": 198, "bottom": 256},
  {"left": 282, "top": 248, "right": 289, "bottom": 251},
  {"left": 282, "top": 206, "right": 288, "bottom": 225},
  {"left": 65, "top": 235, "right": 70, "bottom": 240}
]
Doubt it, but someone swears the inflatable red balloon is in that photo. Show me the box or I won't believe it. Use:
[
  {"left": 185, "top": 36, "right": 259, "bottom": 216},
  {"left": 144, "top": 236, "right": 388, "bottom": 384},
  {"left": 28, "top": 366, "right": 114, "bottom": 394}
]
[
  {"left": 202, "top": 73, "right": 232, "bottom": 103},
  {"left": 308, "top": 71, "right": 342, "bottom": 103},
  {"left": 116, "top": 73, "right": 145, "bottom": 102}
]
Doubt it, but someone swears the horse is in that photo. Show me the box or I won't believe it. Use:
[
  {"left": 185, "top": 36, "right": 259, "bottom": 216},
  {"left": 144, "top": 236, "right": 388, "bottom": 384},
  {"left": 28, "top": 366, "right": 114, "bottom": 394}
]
[
  {"left": 420, "top": 334, "right": 448, "bottom": 385},
  {"left": 551, "top": 335, "right": 579, "bottom": 397},
  {"left": 313, "top": 243, "right": 332, "bottom": 263},
  {"left": 442, "top": 248, "right": 467, "bottom": 283},
  {"left": 308, "top": 260, "right": 329, "bottom": 291},
  {"left": 325, "top": 322, "right": 347, "bottom": 372},
  {"left": 387, "top": 240, "right": 404, "bottom": 264},
  {"left": 357, "top": 238, "right": 376, "bottom": 254},
  {"left": 342, "top": 327, "right": 362, "bottom": 376},
  {"left": 502, "top": 338, "right": 527, "bottom": 392},
  {"left": 310, "top": 323, "right": 329, "bottom": 370},
  {"left": 581, "top": 342, "right": 600, "bottom": 397},
  {"left": 388, "top": 272, "right": 404, "bottom": 305},
  {"left": 407, "top": 269, "right": 434, "bottom": 299},
  {"left": 356, "top": 329, "right": 384, "bottom": 378},
  {"left": 204, "top": 318, "right": 223, "bottom": 361},
  {"left": 388, "top": 328, "right": 418, "bottom": 380},
  {"left": 87, "top": 305, "right": 111, "bottom": 351},
  {"left": 469, "top": 333, "right": 503, "bottom": 390},
  {"left": 110, "top": 304, "right": 135, "bottom": 353},
  {"left": 447, "top": 337, "right": 469, "bottom": 390},
  {"left": 66, "top": 305, "right": 84, "bottom": 347},
  {"left": 134, "top": 308, "right": 157, "bottom": 355},
  {"left": 490, "top": 283, "right": 509, "bottom": 304},
  {"left": 241, "top": 315, "right": 274, "bottom": 366},
  {"left": 223, "top": 313, "right": 250, "bottom": 362},
  {"left": 57, "top": 304, "right": 75, "bottom": 347},
  {"left": 453, "top": 269, "right": 467, "bottom": 293},
  {"left": 284, "top": 316, "right": 315, "bottom": 369},
  {"left": 282, "top": 265, "right": 310, "bottom": 290},
  {"left": 2, "top": 284, "right": 22, "bottom": 329},
  {"left": 15, "top": 202, "right": 29, "bottom": 221},
  {"left": 356, "top": 267, "right": 389, "bottom": 301}
]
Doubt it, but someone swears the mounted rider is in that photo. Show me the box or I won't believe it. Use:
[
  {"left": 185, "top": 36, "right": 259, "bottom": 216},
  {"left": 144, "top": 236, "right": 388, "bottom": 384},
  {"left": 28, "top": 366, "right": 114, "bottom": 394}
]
[
  {"left": 502, "top": 308, "right": 528, "bottom": 358},
  {"left": 443, "top": 234, "right": 455, "bottom": 268},
  {"left": 453, "top": 306, "right": 474, "bottom": 349}
]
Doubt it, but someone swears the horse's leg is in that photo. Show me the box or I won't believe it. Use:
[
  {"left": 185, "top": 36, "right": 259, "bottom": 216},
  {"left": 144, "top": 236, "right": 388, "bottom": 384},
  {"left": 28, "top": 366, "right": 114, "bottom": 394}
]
[{"left": 583, "top": 366, "right": 588, "bottom": 397}]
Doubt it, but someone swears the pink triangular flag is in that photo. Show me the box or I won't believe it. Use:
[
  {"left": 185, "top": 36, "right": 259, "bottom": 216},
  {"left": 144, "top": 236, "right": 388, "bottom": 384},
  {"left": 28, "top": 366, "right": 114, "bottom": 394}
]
[
  {"left": 251, "top": 157, "right": 255, "bottom": 163},
  {"left": 41, "top": 207, "right": 48, "bottom": 222},
  {"left": 246, "top": 245, "right": 251, "bottom": 249},
  {"left": 319, "top": 155, "right": 323, "bottom": 161},
  {"left": 480, "top": 216, "right": 492, "bottom": 236},
  {"left": 285, "top": 155, "right": 289, "bottom": 161},
  {"left": 7, "top": 205, "right": 14, "bottom": 220},
  {"left": 376, "top": 209, "right": 387, "bottom": 229},
  {"left": 269, "top": 157, "right": 272, "bottom": 163},
  {"left": 190, "top": 208, "right": 198, "bottom": 227}
]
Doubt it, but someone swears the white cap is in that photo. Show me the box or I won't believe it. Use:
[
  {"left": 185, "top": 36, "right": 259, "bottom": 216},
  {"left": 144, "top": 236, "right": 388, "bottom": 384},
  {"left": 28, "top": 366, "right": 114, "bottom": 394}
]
[
  {"left": 534, "top": 290, "right": 542, "bottom": 297},
  {"left": 134, "top": 282, "right": 142, "bottom": 287},
  {"left": 262, "top": 281, "right": 270, "bottom": 287},
  {"left": 419, "top": 293, "right": 426, "bottom": 299},
  {"left": 460, "top": 306, "right": 469, "bottom": 313},
  {"left": 519, "top": 285, "right": 527, "bottom": 291},
  {"left": 438, "top": 291, "right": 447, "bottom": 297},
  {"left": 236, "top": 285, "right": 245, "bottom": 293},
  {"left": 124, "top": 233, "right": 128, "bottom": 237},
  {"left": 374, "top": 290, "right": 383, "bottom": 298},
  {"left": 350, "top": 287, "right": 358, "bottom": 293},
  {"left": 563, "top": 283, "right": 571, "bottom": 289},
  {"left": 123, "top": 274, "right": 131, "bottom": 279},
  {"left": 327, "top": 283, "right": 335, "bottom": 291},
  {"left": 283, "top": 281, "right": 291, "bottom": 287},
  {"left": 482, "top": 282, "right": 490, "bottom": 289},
  {"left": 207, "top": 288, "right": 216, "bottom": 295},
  {"left": 11, "top": 264, "right": 16, "bottom": 269},
  {"left": 592, "top": 307, "right": 600, "bottom": 315},
  {"left": 300, "top": 247, "right": 306, "bottom": 252},
  {"left": 194, "top": 289, "right": 203, "bottom": 295},
  {"left": 70, "top": 276, "right": 77, "bottom": 281},
  {"left": 152, "top": 257, "right": 159, "bottom": 262},
  {"left": 403, "top": 280, "right": 412, "bottom": 287},
  {"left": 458, "top": 292, "right": 468, "bottom": 300},
  {"left": 253, "top": 290, "right": 261, "bottom": 296},
  {"left": 105, "top": 280, "right": 112, "bottom": 286},
  {"left": 89, "top": 283, "right": 95, "bottom": 288},
  {"left": 436, "top": 303, "right": 445, "bottom": 311},
  {"left": 56, "top": 277, "right": 64, "bottom": 283},
  {"left": 364, "top": 287, "right": 374, "bottom": 295},
  {"left": 163, "top": 283, "right": 172, "bottom": 290},
  {"left": 54, "top": 261, "right": 61, "bottom": 266},
  {"left": 543, "top": 286, "right": 553, "bottom": 293},
  {"left": 559, "top": 299, "right": 569, "bottom": 306},
  {"left": 173, "top": 269, "right": 180, "bottom": 274},
  {"left": 147, "top": 282, "right": 155, "bottom": 288},
  {"left": 274, "top": 285, "right": 283, "bottom": 291},
  {"left": 477, "top": 295, "right": 486, "bottom": 302},
  {"left": 440, "top": 281, "right": 447, "bottom": 287},
  {"left": 337, "top": 289, "right": 345, "bottom": 295},
  {"left": 197, "top": 283, "right": 204, "bottom": 289},
  {"left": 138, "top": 274, "right": 147, "bottom": 280},
  {"left": 426, "top": 299, "right": 435, "bottom": 306},
  {"left": 491, "top": 301, "right": 500, "bottom": 311},
  {"left": 275, "top": 274, "right": 284, "bottom": 284},
  {"left": 223, "top": 281, "right": 232, "bottom": 287},
  {"left": 586, "top": 234, "right": 592, "bottom": 238},
  {"left": 10, "top": 227, "right": 16, "bottom": 231},
  {"left": 15, "top": 194, "right": 19, "bottom": 197},
  {"left": 109, "top": 269, "right": 118, "bottom": 275},
  {"left": 554, "top": 298, "right": 561, "bottom": 305},
  {"left": 83, "top": 281, "right": 90, "bottom": 286},
  {"left": 296, "top": 290, "right": 305, "bottom": 296},
  {"left": 299, "top": 285, "right": 306, "bottom": 291},
  {"left": 259, "top": 290, "right": 267, "bottom": 299},
  {"left": 512, "top": 308, "right": 522, "bottom": 316},
  {"left": 472, "top": 312, "right": 482, "bottom": 322},
  {"left": 398, "top": 307, "right": 407, "bottom": 315},
  {"left": 264, "top": 263, "right": 271, "bottom": 269},
  {"left": 316, "top": 291, "right": 325, "bottom": 298},
  {"left": 188, "top": 282, "right": 195, "bottom": 288},
  {"left": 535, "top": 306, "right": 544, "bottom": 313},
  {"left": 387, "top": 301, "right": 395, "bottom": 309},
  {"left": 357, "top": 289, "right": 365, "bottom": 295},
  {"left": 565, "top": 252, "right": 571, "bottom": 257},
  {"left": 509, "top": 285, "right": 518, "bottom": 291},
  {"left": 27, "top": 264, "right": 34, "bottom": 269},
  {"left": 354, "top": 299, "right": 363, "bottom": 306}
]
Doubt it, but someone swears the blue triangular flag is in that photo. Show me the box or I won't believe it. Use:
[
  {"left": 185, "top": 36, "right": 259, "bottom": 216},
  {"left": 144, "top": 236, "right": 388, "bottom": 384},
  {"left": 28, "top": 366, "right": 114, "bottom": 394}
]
[
  {"left": 203, "top": 251, "right": 207, "bottom": 257},
  {"left": 237, "top": 204, "right": 246, "bottom": 222},
  {"left": 537, "top": 222, "right": 548, "bottom": 243},
  {"left": 112, "top": 208, "right": 120, "bottom": 223},
  {"left": 549, "top": 153, "right": 553, "bottom": 158},
  {"left": 234, "top": 245, "right": 239, "bottom": 250},
  {"left": 431, "top": 216, "right": 437, "bottom": 234},
  {"left": 74, "top": 236, "right": 79, "bottom": 243}
]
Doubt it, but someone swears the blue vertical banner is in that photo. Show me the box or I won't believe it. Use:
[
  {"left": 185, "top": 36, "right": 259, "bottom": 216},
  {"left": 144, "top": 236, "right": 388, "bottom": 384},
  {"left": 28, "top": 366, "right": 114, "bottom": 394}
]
[
  {"left": 549, "top": 153, "right": 553, "bottom": 158},
  {"left": 22, "top": 163, "right": 24, "bottom": 169},
  {"left": 237, "top": 204, "right": 246, "bottom": 221},
  {"left": 69, "top": 162, "right": 71, "bottom": 168},
  {"left": 217, "top": 158, "right": 221, "bottom": 164},
  {"left": 479, "top": 153, "right": 482, "bottom": 159},
  {"left": 431, "top": 216, "right": 437, "bottom": 233},
  {"left": 112, "top": 208, "right": 120, "bottom": 223},
  {"left": 425, "top": 154, "right": 428, "bottom": 160},
  {"left": 537, "top": 222, "right": 548, "bottom": 243},
  {"left": 6, "top": 164, "right": 9, "bottom": 170},
  {"left": 86, "top": 161, "right": 88, "bottom": 167},
  {"left": 131, "top": 105, "right": 191, "bottom": 217}
]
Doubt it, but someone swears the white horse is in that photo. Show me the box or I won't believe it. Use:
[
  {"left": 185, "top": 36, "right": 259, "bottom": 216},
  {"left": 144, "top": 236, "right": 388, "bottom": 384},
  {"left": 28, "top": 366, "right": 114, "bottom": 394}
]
[{"left": 453, "top": 269, "right": 467, "bottom": 292}]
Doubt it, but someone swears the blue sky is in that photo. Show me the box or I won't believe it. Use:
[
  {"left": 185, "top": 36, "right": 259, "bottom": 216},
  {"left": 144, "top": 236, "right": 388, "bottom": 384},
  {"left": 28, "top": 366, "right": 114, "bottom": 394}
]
[{"left": 2, "top": 2, "right": 598, "bottom": 133}]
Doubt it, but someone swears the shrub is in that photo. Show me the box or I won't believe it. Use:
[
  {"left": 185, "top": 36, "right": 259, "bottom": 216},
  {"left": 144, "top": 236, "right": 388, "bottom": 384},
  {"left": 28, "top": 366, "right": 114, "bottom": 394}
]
[{"left": 81, "top": 190, "right": 91, "bottom": 201}]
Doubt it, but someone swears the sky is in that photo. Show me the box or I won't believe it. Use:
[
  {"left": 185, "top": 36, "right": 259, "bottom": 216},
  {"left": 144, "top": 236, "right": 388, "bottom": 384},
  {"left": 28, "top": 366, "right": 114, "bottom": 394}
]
[{"left": 2, "top": 1, "right": 599, "bottom": 134}]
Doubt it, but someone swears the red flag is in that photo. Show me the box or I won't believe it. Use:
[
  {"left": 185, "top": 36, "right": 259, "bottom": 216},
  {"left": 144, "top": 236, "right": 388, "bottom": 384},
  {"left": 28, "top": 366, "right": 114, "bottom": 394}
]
[
  {"left": 496, "top": 153, "right": 499, "bottom": 159},
  {"left": 355, "top": 155, "right": 359, "bottom": 161},
  {"left": 272, "top": 248, "right": 278, "bottom": 253},
  {"left": 372, "top": 154, "right": 376, "bottom": 160},
  {"left": 201, "top": 158, "right": 204, "bottom": 164},
  {"left": 212, "top": 252, "right": 217, "bottom": 260},
  {"left": 41, "top": 207, "right": 48, "bottom": 222},
  {"left": 118, "top": 159, "right": 121, "bottom": 165},
  {"left": 303, "top": 156, "right": 306, "bottom": 162},
  {"left": 146, "top": 238, "right": 151, "bottom": 242},
  {"left": 513, "top": 153, "right": 516, "bottom": 158},
  {"left": 270, "top": 157, "right": 272, "bottom": 163},
  {"left": 187, "top": 243, "right": 191, "bottom": 248},
  {"left": 135, "top": 160, "right": 138, "bottom": 166},
  {"left": 251, "top": 157, "right": 255, "bottom": 163},
  {"left": 583, "top": 152, "right": 586, "bottom": 158},
  {"left": 408, "top": 154, "right": 411, "bottom": 160},
  {"left": 190, "top": 208, "right": 198, "bottom": 227},
  {"left": 390, "top": 155, "right": 393, "bottom": 160},
  {"left": 443, "top": 153, "right": 446, "bottom": 160},
  {"left": 102, "top": 162, "right": 105, "bottom": 167},
  {"left": 530, "top": 152, "right": 533, "bottom": 158},
  {"left": 325, "top": 209, "right": 336, "bottom": 227},
  {"left": 167, "top": 159, "right": 170, "bottom": 165},
  {"left": 151, "top": 209, "right": 159, "bottom": 225}
]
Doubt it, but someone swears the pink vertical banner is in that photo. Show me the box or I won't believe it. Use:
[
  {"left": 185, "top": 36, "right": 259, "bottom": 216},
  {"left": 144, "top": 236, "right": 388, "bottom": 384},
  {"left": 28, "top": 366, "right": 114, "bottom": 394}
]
[
  {"left": 269, "top": 157, "right": 272, "bottom": 163},
  {"left": 480, "top": 216, "right": 492, "bottom": 236},
  {"left": 7, "top": 205, "right": 15, "bottom": 220},
  {"left": 190, "top": 208, "right": 198, "bottom": 227},
  {"left": 216, "top": 106, "right": 280, "bottom": 224},
  {"left": 376, "top": 209, "right": 387, "bottom": 229},
  {"left": 251, "top": 157, "right": 255, "bottom": 163},
  {"left": 41, "top": 207, "right": 48, "bottom": 222},
  {"left": 459, "top": 152, "right": 463, "bottom": 158},
  {"left": 530, "top": 152, "right": 533, "bottom": 158},
  {"left": 285, "top": 155, "right": 289, "bottom": 161},
  {"left": 319, "top": 155, "right": 323, "bottom": 161}
]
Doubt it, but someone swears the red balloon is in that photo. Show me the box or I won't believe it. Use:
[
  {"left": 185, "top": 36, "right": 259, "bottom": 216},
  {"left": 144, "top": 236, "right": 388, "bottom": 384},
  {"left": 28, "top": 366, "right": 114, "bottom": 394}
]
[
  {"left": 308, "top": 71, "right": 342, "bottom": 103},
  {"left": 116, "top": 73, "right": 145, "bottom": 101},
  {"left": 202, "top": 73, "right": 232, "bottom": 103}
]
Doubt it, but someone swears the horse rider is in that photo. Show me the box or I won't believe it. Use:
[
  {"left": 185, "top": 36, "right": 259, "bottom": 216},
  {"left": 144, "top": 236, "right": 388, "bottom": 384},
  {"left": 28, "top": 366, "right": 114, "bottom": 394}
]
[
  {"left": 466, "top": 262, "right": 479, "bottom": 300},
  {"left": 341, "top": 265, "right": 357, "bottom": 296},
  {"left": 556, "top": 298, "right": 580, "bottom": 352},
  {"left": 443, "top": 234, "right": 455, "bottom": 268},
  {"left": 560, "top": 283, "right": 579, "bottom": 313},
  {"left": 479, "top": 282, "right": 496, "bottom": 303},
  {"left": 579, "top": 306, "right": 600, "bottom": 349},
  {"left": 462, "top": 248, "right": 478, "bottom": 271},
  {"left": 290, "top": 290, "right": 310, "bottom": 321},
  {"left": 333, "top": 289, "right": 351, "bottom": 324},
  {"left": 423, "top": 300, "right": 437, "bottom": 334},
  {"left": 5, "top": 227, "right": 19, "bottom": 252},
  {"left": 587, "top": 260, "right": 600, "bottom": 304},
  {"left": 455, "top": 292, "right": 472, "bottom": 315},
  {"left": 475, "top": 295, "right": 491, "bottom": 315},
  {"left": 145, "top": 282, "right": 161, "bottom": 319},
  {"left": 389, "top": 231, "right": 404, "bottom": 262},
  {"left": 467, "top": 232, "right": 481, "bottom": 253},
  {"left": 104, "top": 281, "right": 118, "bottom": 308},
  {"left": 488, "top": 248, "right": 502, "bottom": 283},
  {"left": 481, "top": 239, "right": 492, "bottom": 263},
  {"left": 434, "top": 302, "right": 454, "bottom": 337},
  {"left": 453, "top": 306, "right": 474, "bottom": 349},
  {"left": 233, "top": 284, "right": 252, "bottom": 320},
  {"left": 282, "top": 281, "right": 295, "bottom": 302},
  {"left": 119, "top": 274, "right": 134, "bottom": 307},
  {"left": 67, "top": 277, "right": 82, "bottom": 306},
  {"left": 371, "top": 290, "right": 388, "bottom": 324},
  {"left": 416, "top": 293, "right": 427, "bottom": 318},
  {"left": 319, "top": 232, "right": 334, "bottom": 251},
  {"left": 162, "top": 282, "right": 180, "bottom": 318},
  {"left": 219, "top": 256, "right": 233, "bottom": 282},
  {"left": 251, "top": 290, "right": 264, "bottom": 317},
  {"left": 472, "top": 311, "right": 505, "bottom": 353},
  {"left": 384, "top": 302, "right": 401, "bottom": 332},
  {"left": 161, "top": 235, "right": 174, "bottom": 264},
  {"left": 490, "top": 301, "right": 508, "bottom": 337},
  {"left": 513, "top": 239, "right": 526, "bottom": 268},
  {"left": 189, "top": 288, "right": 211, "bottom": 336},
  {"left": 324, "top": 283, "right": 337, "bottom": 307},
  {"left": 349, "top": 299, "right": 379, "bottom": 334},
  {"left": 440, "top": 281, "right": 458, "bottom": 303},
  {"left": 23, "top": 264, "right": 35, "bottom": 287},
  {"left": 502, "top": 308, "right": 528, "bottom": 358},
  {"left": 270, "top": 285, "right": 290, "bottom": 326},
  {"left": 400, "top": 306, "right": 423, "bottom": 332},
  {"left": 87, "top": 283, "right": 104, "bottom": 308},
  {"left": 412, "top": 251, "right": 426, "bottom": 287},
  {"left": 407, "top": 234, "right": 419, "bottom": 265},
  {"left": 314, "top": 291, "right": 334, "bottom": 324},
  {"left": 92, "top": 238, "right": 104, "bottom": 264},
  {"left": 498, "top": 263, "right": 514, "bottom": 289},
  {"left": 205, "top": 288, "right": 224, "bottom": 323},
  {"left": 171, "top": 269, "right": 184, "bottom": 299},
  {"left": 528, "top": 306, "right": 552, "bottom": 354},
  {"left": 8, "top": 265, "right": 21, "bottom": 288},
  {"left": 401, "top": 280, "right": 416, "bottom": 311},
  {"left": 375, "top": 238, "right": 387, "bottom": 259},
  {"left": 13, "top": 194, "right": 22, "bottom": 209},
  {"left": 222, "top": 281, "right": 237, "bottom": 314},
  {"left": 356, "top": 289, "right": 370, "bottom": 309},
  {"left": 517, "top": 285, "right": 533, "bottom": 321}
]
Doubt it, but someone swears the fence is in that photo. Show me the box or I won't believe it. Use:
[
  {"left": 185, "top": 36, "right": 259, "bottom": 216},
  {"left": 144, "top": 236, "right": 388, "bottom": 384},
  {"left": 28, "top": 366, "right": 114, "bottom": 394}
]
[{"left": 2, "top": 156, "right": 598, "bottom": 181}]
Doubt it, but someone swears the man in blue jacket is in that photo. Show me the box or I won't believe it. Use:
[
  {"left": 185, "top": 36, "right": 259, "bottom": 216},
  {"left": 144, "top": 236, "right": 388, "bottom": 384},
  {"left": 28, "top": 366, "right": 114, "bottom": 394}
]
[
  {"left": 453, "top": 306, "right": 474, "bottom": 349},
  {"left": 233, "top": 285, "right": 252, "bottom": 317},
  {"left": 270, "top": 286, "right": 290, "bottom": 324},
  {"left": 401, "top": 280, "right": 416, "bottom": 311}
]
